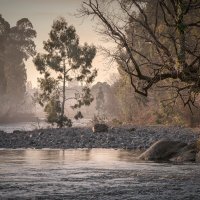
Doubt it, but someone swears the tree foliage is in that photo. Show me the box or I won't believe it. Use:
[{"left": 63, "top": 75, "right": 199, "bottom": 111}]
[
  {"left": 80, "top": 0, "right": 200, "bottom": 109},
  {"left": 112, "top": 68, "right": 149, "bottom": 123},
  {"left": 0, "top": 15, "right": 36, "bottom": 120},
  {"left": 34, "top": 17, "right": 97, "bottom": 127}
]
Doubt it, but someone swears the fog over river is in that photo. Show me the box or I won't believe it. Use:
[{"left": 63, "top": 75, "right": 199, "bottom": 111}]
[
  {"left": 0, "top": 119, "right": 91, "bottom": 133},
  {"left": 0, "top": 149, "right": 200, "bottom": 200}
]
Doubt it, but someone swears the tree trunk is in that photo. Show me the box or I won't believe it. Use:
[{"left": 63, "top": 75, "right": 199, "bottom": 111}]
[{"left": 61, "top": 62, "right": 66, "bottom": 127}]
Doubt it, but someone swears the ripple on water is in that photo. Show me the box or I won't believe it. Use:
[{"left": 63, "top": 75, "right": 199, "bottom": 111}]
[{"left": 0, "top": 149, "right": 200, "bottom": 200}]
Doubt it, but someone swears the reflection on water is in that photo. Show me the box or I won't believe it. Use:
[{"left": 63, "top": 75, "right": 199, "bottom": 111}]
[
  {"left": 0, "top": 121, "right": 50, "bottom": 133},
  {"left": 0, "top": 149, "right": 141, "bottom": 167},
  {"left": 0, "top": 149, "right": 200, "bottom": 200},
  {"left": 0, "top": 119, "right": 91, "bottom": 133}
]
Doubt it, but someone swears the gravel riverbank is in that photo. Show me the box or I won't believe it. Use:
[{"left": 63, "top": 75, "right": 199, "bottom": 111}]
[{"left": 0, "top": 126, "right": 200, "bottom": 149}]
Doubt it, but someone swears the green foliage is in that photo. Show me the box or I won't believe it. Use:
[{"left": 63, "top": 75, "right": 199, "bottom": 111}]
[
  {"left": 44, "top": 97, "right": 61, "bottom": 124},
  {"left": 81, "top": 0, "right": 200, "bottom": 110},
  {"left": 36, "top": 72, "right": 59, "bottom": 107},
  {"left": 44, "top": 97, "right": 72, "bottom": 127},
  {"left": 71, "top": 86, "right": 94, "bottom": 109},
  {"left": 34, "top": 17, "right": 97, "bottom": 127},
  {"left": 111, "top": 71, "right": 149, "bottom": 123},
  {"left": 44, "top": 95, "right": 72, "bottom": 127},
  {"left": 0, "top": 15, "right": 36, "bottom": 119},
  {"left": 155, "top": 102, "right": 184, "bottom": 126},
  {"left": 90, "top": 114, "right": 107, "bottom": 125},
  {"left": 74, "top": 111, "right": 83, "bottom": 120}
]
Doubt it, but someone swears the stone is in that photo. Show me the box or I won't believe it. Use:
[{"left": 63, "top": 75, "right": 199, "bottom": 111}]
[
  {"left": 128, "top": 127, "right": 136, "bottom": 132},
  {"left": 138, "top": 139, "right": 187, "bottom": 161},
  {"left": 170, "top": 149, "right": 196, "bottom": 162},
  {"left": 170, "top": 143, "right": 197, "bottom": 162},
  {"left": 92, "top": 123, "right": 108, "bottom": 133},
  {"left": 196, "top": 151, "right": 200, "bottom": 162},
  {"left": 13, "top": 130, "right": 21, "bottom": 134}
]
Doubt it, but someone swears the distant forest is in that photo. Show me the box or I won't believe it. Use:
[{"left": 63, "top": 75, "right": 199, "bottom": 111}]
[{"left": 0, "top": 15, "right": 36, "bottom": 122}]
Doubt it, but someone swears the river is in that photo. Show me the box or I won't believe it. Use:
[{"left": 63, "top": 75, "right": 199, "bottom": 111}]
[
  {"left": 0, "top": 118, "right": 91, "bottom": 133},
  {"left": 0, "top": 149, "right": 200, "bottom": 199}
]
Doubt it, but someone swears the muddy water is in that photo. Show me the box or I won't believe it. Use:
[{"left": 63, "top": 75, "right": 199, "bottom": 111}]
[{"left": 0, "top": 149, "right": 200, "bottom": 200}]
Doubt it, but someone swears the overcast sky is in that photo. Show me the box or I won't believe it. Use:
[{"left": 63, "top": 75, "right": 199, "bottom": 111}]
[{"left": 0, "top": 0, "right": 117, "bottom": 87}]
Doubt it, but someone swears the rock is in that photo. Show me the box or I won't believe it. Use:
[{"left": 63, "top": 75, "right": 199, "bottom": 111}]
[
  {"left": 170, "top": 149, "right": 196, "bottom": 162},
  {"left": 138, "top": 139, "right": 187, "bottom": 161},
  {"left": 196, "top": 139, "right": 200, "bottom": 151},
  {"left": 194, "top": 139, "right": 200, "bottom": 162},
  {"left": 196, "top": 151, "right": 200, "bottom": 162},
  {"left": 92, "top": 123, "right": 108, "bottom": 133},
  {"left": 170, "top": 143, "right": 197, "bottom": 162},
  {"left": 0, "top": 126, "right": 199, "bottom": 149},
  {"left": 128, "top": 127, "right": 136, "bottom": 132},
  {"left": 38, "top": 132, "right": 43, "bottom": 136},
  {"left": 13, "top": 130, "right": 21, "bottom": 134}
]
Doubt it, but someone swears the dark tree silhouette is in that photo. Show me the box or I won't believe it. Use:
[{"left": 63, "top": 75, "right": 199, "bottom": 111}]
[{"left": 0, "top": 15, "right": 36, "bottom": 120}]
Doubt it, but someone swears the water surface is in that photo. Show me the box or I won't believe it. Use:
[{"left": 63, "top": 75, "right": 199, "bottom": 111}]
[
  {"left": 0, "top": 118, "right": 90, "bottom": 133},
  {"left": 0, "top": 149, "right": 200, "bottom": 199}
]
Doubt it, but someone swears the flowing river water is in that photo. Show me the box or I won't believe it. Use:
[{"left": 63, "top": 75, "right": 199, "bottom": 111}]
[{"left": 0, "top": 149, "right": 200, "bottom": 200}]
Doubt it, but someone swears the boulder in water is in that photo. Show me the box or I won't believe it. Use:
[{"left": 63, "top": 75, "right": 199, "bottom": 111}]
[
  {"left": 169, "top": 143, "right": 197, "bottom": 162},
  {"left": 196, "top": 152, "right": 200, "bottom": 162},
  {"left": 138, "top": 139, "right": 187, "bottom": 161}
]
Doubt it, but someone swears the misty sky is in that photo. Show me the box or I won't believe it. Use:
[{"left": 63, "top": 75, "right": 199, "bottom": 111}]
[{"left": 0, "top": 0, "right": 117, "bottom": 87}]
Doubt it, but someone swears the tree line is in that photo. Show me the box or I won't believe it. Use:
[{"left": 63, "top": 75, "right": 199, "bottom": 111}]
[
  {"left": 80, "top": 0, "right": 200, "bottom": 109},
  {"left": 0, "top": 15, "right": 36, "bottom": 121},
  {"left": 1, "top": 0, "right": 200, "bottom": 127},
  {"left": 79, "top": 0, "right": 200, "bottom": 127}
]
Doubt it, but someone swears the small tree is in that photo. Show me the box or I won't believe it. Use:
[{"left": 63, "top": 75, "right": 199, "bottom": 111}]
[{"left": 34, "top": 18, "right": 97, "bottom": 127}]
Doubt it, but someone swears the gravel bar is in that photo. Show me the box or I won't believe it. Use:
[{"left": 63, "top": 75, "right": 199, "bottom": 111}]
[{"left": 0, "top": 126, "right": 200, "bottom": 149}]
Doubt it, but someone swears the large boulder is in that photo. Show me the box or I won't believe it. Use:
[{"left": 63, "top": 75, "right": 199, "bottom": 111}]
[
  {"left": 195, "top": 139, "right": 200, "bottom": 162},
  {"left": 169, "top": 143, "right": 197, "bottom": 162},
  {"left": 196, "top": 152, "right": 200, "bottom": 162},
  {"left": 92, "top": 123, "right": 108, "bottom": 133},
  {"left": 138, "top": 139, "right": 188, "bottom": 161}
]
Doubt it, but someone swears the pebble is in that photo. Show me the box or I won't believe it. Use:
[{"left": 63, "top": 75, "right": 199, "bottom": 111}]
[{"left": 0, "top": 126, "right": 199, "bottom": 149}]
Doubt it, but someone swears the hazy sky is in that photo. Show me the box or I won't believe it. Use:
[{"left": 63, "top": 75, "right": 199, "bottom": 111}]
[{"left": 0, "top": 0, "right": 117, "bottom": 87}]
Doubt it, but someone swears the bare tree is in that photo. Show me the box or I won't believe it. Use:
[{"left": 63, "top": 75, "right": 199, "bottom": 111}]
[{"left": 80, "top": 0, "right": 200, "bottom": 109}]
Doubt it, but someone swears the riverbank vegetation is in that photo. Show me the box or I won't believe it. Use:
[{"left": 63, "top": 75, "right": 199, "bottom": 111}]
[
  {"left": 0, "top": 1, "right": 200, "bottom": 128},
  {"left": 0, "top": 15, "right": 36, "bottom": 122},
  {"left": 79, "top": 0, "right": 200, "bottom": 127}
]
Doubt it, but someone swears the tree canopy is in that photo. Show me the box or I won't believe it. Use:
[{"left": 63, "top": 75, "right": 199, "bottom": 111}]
[
  {"left": 34, "top": 17, "right": 97, "bottom": 127},
  {"left": 0, "top": 15, "right": 36, "bottom": 120},
  {"left": 80, "top": 0, "right": 200, "bottom": 109}
]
